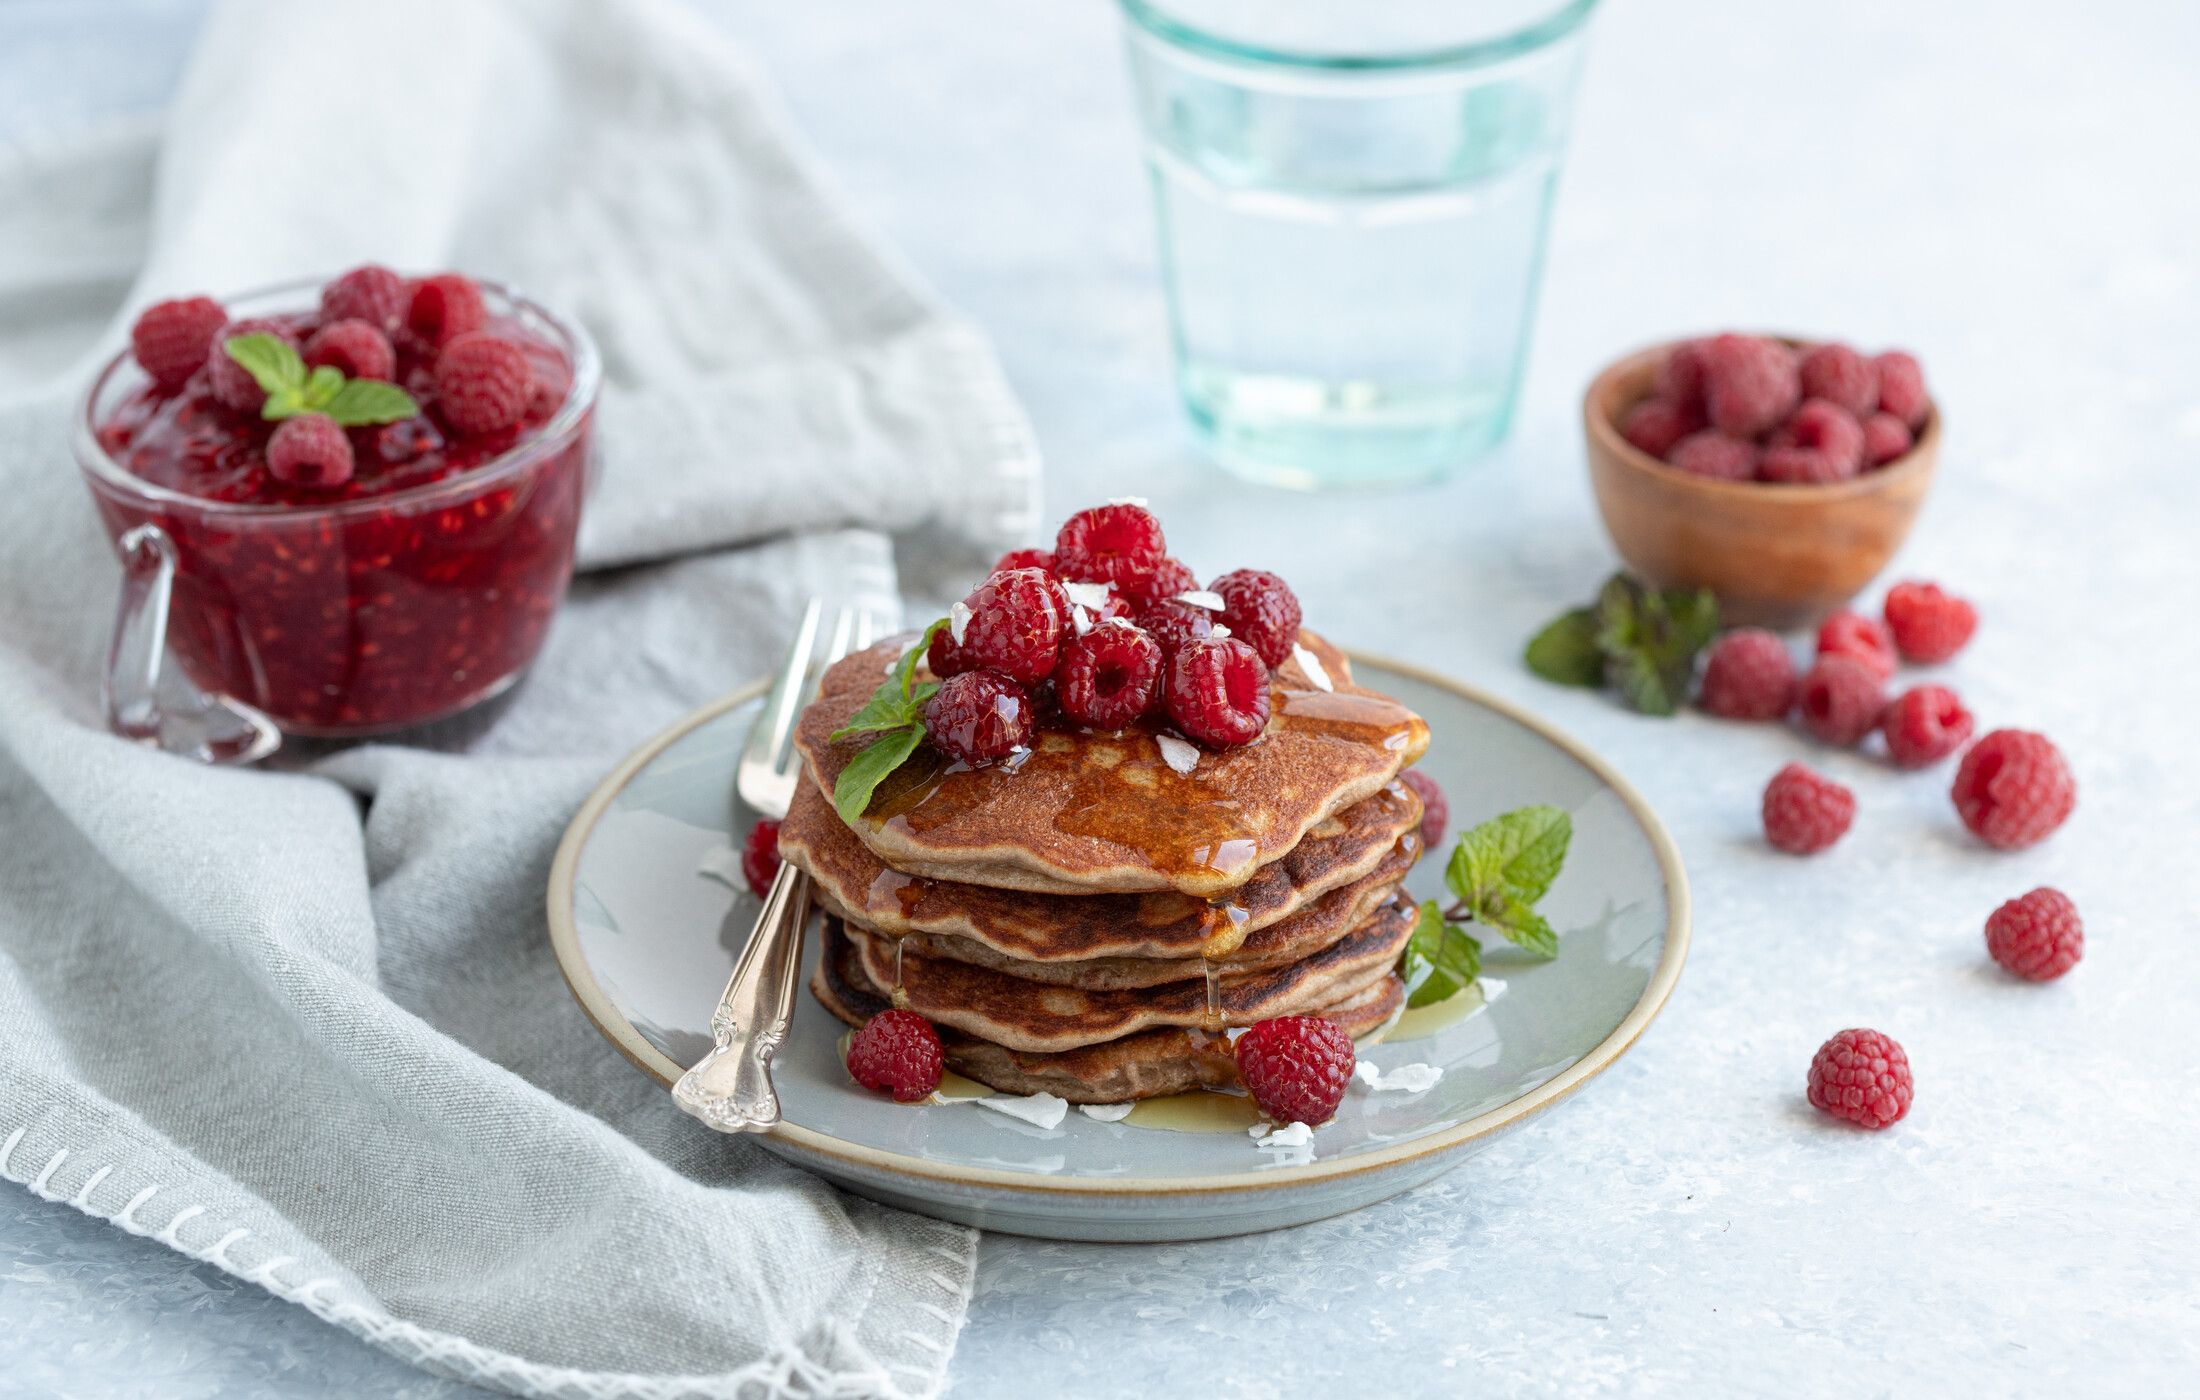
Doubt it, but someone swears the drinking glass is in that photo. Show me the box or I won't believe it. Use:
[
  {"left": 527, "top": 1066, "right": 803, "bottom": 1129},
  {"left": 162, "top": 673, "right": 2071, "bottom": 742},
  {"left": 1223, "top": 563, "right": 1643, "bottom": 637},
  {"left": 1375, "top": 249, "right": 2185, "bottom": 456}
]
[{"left": 1119, "top": 0, "right": 1600, "bottom": 489}]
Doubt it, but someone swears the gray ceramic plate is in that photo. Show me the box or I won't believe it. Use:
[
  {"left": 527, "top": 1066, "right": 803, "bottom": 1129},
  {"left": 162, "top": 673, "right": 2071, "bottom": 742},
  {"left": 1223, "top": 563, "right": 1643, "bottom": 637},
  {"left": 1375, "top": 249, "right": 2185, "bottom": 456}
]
[{"left": 547, "top": 656, "right": 1688, "bottom": 1242}]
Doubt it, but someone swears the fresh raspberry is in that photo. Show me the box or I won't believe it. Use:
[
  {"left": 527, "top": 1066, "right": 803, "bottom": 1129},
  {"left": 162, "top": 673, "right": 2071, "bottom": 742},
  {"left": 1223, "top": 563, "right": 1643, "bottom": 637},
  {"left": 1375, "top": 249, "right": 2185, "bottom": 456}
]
[
  {"left": 303, "top": 318, "right": 395, "bottom": 382},
  {"left": 1654, "top": 338, "right": 1709, "bottom": 411},
  {"left": 1234, "top": 1016, "right": 1354, "bottom": 1126},
  {"left": 1055, "top": 502, "right": 1166, "bottom": 591},
  {"left": 205, "top": 317, "right": 297, "bottom": 413},
  {"left": 1055, "top": 621, "right": 1163, "bottom": 730},
  {"left": 1120, "top": 556, "right": 1198, "bottom": 609},
  {"left": 1700, "top": 333, "right": 1801, "bottom": 437},
  {"left": 320, "top": 264, "right": 406, "bottom": 331},
  {"left": 1784, "top": 398, "right": 1866, "bottom": 475},
  {"left": 1699, "top": 628, "right": 1797, "bottom": 721},
  {"left": 1166, "top": 636, "right": 1271, "bottom": 749},
  {"left": 1952, "top": 729, "right": 2076, "bottom": 850},
  {"left": 265, "top": 412, "right": 356, "bottom": 489},
  {"left": 1667, "top": 431, "right": 1758, "bottom": 481},
  {"left": 1136, "top": 597, "right": 1224, "bottom": 660},
  {"left": 1209, "top": 569, "right": 1302, "bottom": 669},
  {"left": 1882, "top": 580, "right": 1976, "bottom": 663},
  {"left": 1619, "top": 398, "right": 1701, "bottom": 459},
  {"left": 1816, "top": 608, "right": 1897, "bottom": 680},
  {"left": 1984, "top": 888, "right": 2083, "bottom": 982},
  {"left": 1874, "top": 350, "right": 1930, "bottom": 429},
  {"left": 923, "top": 669, "right": 1035, "bottom": 765},
  {"left": 1796, "top": 343, "right": 1880, "bottom": 418},
  {"left": 1399, "top": 769, "right": 1448, "bottom": 852},
  {"left": 1806, "top": 1028, "right": 1912, "bottom": 1130},
  {"left": 955, "top": 566, "right": 1070, "bottom": 685},
  {"left": 405, "top": 272, "right": 488, "bottom": 347},
  {"left": 992, "top": 547, "right": 1056, "bottom": 575},
  {"left": 130, "top": 296, "right": 227, "bottom": 391},
  {"left": 1760, "top": 444, "right": 1860, "bottom": 485},
  {"left": 433, "top": 333, "right": 534, "bottom": 437},
  {"left": 1880, "top": 684, "right": 1975, "bottom": 768},
  {"left": 740, "top": 819, "right": 783, "bottom": 896},
  {"left": 1761, "top": 762, "right": 1856, "bottom": 854},
  {"left": 846, "top": 1009, "right": 945, "bottom": 1102},
  {"left": 1862, "top": 413, "right": 1914, "bottom": 468},
  {"left": 1796, "top": 656, "right": 1886, "bottom": 746},
  {"left": 926, "top": 625, "right": 973, "bottom": 679}
]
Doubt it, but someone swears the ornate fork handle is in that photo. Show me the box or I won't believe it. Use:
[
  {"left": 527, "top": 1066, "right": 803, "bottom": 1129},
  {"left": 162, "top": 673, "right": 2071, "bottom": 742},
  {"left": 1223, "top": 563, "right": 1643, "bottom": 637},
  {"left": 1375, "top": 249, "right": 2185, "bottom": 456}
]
[{"left": 673, "top": 860, "right": 813, "bottom": 1132}]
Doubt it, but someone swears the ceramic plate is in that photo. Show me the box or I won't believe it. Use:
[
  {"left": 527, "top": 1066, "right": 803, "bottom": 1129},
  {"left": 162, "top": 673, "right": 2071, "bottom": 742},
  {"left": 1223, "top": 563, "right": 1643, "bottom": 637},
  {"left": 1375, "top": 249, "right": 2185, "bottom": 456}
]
[{"left": 547, "top": 656, "right": 1688, "bottom": 1242}]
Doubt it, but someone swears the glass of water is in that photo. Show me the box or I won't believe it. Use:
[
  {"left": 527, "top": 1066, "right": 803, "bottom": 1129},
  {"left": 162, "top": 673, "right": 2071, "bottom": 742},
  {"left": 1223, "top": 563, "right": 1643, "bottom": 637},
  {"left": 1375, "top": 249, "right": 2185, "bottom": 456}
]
[{"left": 1120, "top": 0, "right": 1601, "bottom": 489}]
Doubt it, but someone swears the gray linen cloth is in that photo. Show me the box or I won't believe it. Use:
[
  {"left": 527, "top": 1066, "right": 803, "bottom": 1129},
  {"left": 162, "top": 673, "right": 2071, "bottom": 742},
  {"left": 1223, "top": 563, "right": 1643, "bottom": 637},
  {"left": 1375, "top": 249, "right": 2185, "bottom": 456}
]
[{"left": 0, "top": 1, "right": 1039, "bottom": 1395}]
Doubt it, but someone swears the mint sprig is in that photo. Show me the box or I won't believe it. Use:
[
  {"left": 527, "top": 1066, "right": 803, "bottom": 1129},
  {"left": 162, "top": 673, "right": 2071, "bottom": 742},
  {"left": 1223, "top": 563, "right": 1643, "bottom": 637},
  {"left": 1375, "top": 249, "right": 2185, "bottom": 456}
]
[
  {"left": 830, "top": 619, "right": 949, "bottom": 823},
  {"left": 1400, "top": 899, "right": 1482, "bottom": 1009},
  {"left": 1397, "top": 804, "right": 1573, "bottom": 1007},
  {"left": 1524, "top": 572, "right": 1717, "bottom": 716},
  {"left": 224, "top": 332, "right": 417, "bottom": 427}
]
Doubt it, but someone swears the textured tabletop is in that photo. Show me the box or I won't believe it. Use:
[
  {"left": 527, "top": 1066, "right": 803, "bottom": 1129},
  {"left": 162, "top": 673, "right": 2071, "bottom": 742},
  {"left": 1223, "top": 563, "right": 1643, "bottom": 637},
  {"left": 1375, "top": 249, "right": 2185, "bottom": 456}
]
[{"left": 5, "top": 1, "right": 2198, "bottom": 1396}]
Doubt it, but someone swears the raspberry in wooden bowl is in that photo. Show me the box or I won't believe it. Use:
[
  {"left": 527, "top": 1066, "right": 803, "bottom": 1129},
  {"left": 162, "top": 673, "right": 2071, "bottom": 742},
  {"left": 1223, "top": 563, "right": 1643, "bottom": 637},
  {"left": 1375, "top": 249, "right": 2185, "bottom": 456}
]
[
  {"left": 1582, "top": 334, "right": 1939, "bottom": 630},
  {"left": 76, "top": 270, "right": 599, "bottom": 744}
]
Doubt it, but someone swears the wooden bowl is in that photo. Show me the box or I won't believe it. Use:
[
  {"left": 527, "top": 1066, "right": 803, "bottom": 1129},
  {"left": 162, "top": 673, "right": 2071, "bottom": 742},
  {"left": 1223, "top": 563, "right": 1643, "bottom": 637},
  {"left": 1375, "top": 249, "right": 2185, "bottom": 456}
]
[{"left": 1583, "top": 339, "right": 1938, "bottom": 631}]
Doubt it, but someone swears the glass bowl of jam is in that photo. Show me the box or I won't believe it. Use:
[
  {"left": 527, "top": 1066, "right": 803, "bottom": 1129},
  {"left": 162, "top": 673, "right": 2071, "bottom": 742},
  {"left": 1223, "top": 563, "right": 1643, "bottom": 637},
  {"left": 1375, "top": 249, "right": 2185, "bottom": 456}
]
[{"left": 75, "top": 273, "right": 600, "bottom": 759}]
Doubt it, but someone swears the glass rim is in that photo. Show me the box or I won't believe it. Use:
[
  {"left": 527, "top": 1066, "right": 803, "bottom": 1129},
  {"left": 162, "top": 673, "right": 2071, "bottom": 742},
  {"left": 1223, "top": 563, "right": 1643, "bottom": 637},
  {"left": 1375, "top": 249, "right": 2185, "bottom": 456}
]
[
  {"left": 73, "top": 273, "right": 602, "bottom": 522},
  {"left": 1117, "top": 0, "right": 1600, "bottom": 72}
]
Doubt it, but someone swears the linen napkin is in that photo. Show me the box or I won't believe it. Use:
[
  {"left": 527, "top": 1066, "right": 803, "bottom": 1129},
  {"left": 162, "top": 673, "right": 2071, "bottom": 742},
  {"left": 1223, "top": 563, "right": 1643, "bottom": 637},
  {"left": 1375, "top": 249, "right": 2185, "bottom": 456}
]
[{"left": 0, "top": 1, "right": 1039, "bottom": 1395}]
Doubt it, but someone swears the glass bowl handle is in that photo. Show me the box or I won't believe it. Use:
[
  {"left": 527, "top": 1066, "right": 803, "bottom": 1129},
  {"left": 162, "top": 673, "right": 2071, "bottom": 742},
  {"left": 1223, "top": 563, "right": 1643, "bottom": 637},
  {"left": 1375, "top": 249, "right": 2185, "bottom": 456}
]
[{"left": 104, "top": 524, "right": 282, "bottom": 765}]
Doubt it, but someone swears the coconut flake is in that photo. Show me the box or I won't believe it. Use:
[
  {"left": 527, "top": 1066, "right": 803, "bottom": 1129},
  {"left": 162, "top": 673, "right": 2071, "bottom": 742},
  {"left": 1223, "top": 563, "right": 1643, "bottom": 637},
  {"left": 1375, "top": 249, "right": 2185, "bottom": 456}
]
[
  {"left": 1155, "top": 733, "right": 1200, "bottom": 776},
  {"left": 1250, "top": 1120, "right": 1314, "bottom": 1150},
  {"left": 1174, "top": 590, "right": 1225, "bottom": 612},
  {"left": 974, "top": 1092, "right": 1068, "bottom": 1130},
  {"left": 1107, "top": 495, "right": 1149, "bottom": 508},
  {"left": 1062, "top": 581, "right": 1112, "bottom": 612},
  {"left": 1291, "top": 642, "right": 1334, "bottom": 693},
  {"left": 696, "top": 845, "right": 744, "bottom": 889},
  {"left": 1078, "top": 1102, "right": 1135, "bottom": 1122},
  {"left": 1355, "top": 1061, "right": 1443, "bottom": 1094},
  {"left": 1211, "top": 624, "right": 1232, "bottom": 640},
  {"left": 948, "top": 600, "right": 972, "bottom": 646}
]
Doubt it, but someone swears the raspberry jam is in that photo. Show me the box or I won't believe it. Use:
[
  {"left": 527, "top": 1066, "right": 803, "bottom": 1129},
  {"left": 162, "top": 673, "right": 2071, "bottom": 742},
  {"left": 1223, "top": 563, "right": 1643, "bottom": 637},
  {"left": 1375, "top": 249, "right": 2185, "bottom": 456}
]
[{"left": 77, "top": 280, "right": 598, "bottom": 736}]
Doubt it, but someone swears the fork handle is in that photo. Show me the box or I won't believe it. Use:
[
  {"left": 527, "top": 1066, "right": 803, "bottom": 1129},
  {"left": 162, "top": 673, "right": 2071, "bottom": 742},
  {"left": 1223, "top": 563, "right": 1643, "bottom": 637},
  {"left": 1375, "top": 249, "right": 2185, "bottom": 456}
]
[{"left": 673, "top": 861, "right": 812, "bottom": 1132}]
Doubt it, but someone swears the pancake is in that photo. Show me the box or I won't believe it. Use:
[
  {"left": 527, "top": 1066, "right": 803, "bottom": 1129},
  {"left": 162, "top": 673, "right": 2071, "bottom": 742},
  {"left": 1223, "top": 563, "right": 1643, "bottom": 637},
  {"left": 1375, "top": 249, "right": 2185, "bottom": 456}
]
[
  {"left": 838, "top": 894, "right": 1416, "bottom": 1053},
  {"left": 794, "top": 630, "right": 1430, "bottom": 897},
  {"left": 813, "top": 920, "right": 1404, "bottom": 1102},
  {"left": 781, "top": 774, "right": 1422, "bottom": 963}
]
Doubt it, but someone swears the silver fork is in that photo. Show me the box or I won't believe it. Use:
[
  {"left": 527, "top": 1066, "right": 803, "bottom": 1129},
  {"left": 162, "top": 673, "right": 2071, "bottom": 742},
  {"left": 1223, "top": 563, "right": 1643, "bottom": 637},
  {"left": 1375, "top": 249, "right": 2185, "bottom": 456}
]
[{"left": 674, "top": 598, "right": 877, "bottom": 1132}]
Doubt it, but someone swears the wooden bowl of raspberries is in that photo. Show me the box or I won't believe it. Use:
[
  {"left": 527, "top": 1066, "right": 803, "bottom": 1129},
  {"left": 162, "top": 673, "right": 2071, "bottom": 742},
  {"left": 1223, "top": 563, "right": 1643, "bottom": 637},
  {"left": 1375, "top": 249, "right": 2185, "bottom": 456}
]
[{"left": 1583, "top": 332, "right": 1939, "bottom": 629}]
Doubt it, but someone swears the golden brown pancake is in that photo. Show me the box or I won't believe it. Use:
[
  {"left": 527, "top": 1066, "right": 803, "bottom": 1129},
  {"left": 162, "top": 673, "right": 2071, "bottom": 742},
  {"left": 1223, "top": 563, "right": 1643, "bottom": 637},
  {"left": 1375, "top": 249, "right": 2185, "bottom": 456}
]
[
  {"left": 793, "top": 630, "right": 1430, "bottom": 897},
  {"left": 812, "top": 920, "right": 1404, "bottom": 1102},
  {"left": 781, "top": 774, "right": 1421, "bottom": 963},
  {"left": 838, "top": 894, "right": 1416, "bottom": 1054}
]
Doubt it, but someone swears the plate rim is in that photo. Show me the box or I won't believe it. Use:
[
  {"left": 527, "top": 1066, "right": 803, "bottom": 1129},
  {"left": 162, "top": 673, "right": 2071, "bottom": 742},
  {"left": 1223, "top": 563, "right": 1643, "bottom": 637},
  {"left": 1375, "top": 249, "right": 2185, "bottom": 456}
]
[{"left": 547, "top": 652, "right": 1691, "bottom": 1197}]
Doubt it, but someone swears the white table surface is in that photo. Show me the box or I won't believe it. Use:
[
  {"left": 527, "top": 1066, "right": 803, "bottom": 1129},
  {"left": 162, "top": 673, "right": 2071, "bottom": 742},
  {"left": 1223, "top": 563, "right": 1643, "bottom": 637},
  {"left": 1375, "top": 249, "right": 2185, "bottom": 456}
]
[{"left": 5, "top": 1, "right": 2198, "bottom": 1396}]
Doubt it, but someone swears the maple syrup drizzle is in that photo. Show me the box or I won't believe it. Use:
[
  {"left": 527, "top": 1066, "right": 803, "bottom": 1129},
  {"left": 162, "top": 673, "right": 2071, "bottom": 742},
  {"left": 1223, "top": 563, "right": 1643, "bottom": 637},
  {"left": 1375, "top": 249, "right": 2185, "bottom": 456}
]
[{"left": 890, "top": 935, "right": 909, "bottom": 1008}]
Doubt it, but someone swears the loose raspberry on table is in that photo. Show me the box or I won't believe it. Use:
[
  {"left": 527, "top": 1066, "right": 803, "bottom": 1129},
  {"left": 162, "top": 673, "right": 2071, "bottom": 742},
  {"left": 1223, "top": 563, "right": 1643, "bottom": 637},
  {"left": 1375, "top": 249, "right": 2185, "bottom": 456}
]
[
  {"left": 1797, "top": 656, "right": 1887, "bottom": 746},
  {"left": 1880, "top": 684, "right": 1975, "bottom": 768},
  {"left": 1874, "top": 350, "right": 1930, "bottom": 429},
  {"left": 1862, "top": 413, "right": 1914, "bottom": 468},
  {"left": 1701, "top": 333, "right": 1801, "bottom": 437},
  {"left": 1762, "top": 762, "right": 1855, "bottom": 854},
  {"left": 1667, "top": 430, "right": 1758, "bottom": 481},
  {"left": 1882, "top": 580, "right": 1976, "bottom": 663},
  {"left": 1760, "top": 444, "right": 1860, "bottom": 485},
  {"left": 320, "top": 264, "right": 406, "bottom": 331},
  {"left": 1654, "top": 338, "right": 1710, "bottom": 411},
  {"left": 1399, "top": 769, "right": 1448, "bottom": 852},
  {"left": 1119, "top": 556, "right": 1198, "bottom": 609},
  {"left": 1796, "top": 343, "right": 1880, "bottom": 418},
  {"left": 206, "top": 317, "right": 298, "bottom": 412},
  {"left": 130, "top": 296, "right": 227, "bottom": 391},
  {"left": 1166, "top": 635, "right": 1271, "bottom": 749},
  {"left": 1137, "top": 597, "right": 1224, "bottom": 660},
  {"left": 846, "top": 1009, "right": 945, "bottom": 1102},
  {"left": 1785, "top": 398, "right": 1866, "bottom": 475},
  {"left": 923, "top": 669, "right": 1035, "bottom": 766},
  {"left": 1952, "top": 729, "right": 2075, "bottom": 849},
  {"left": 433, "top": 332, "right": 534, "bottom": 437},
  {"left": 1055, "top": 502, "right": 1167, "bottom": 591},
  {"left": 1816, "top": 608, "right": 1897, "bottom": 680},
  {"left": 303, "top": 318, "right": 396, "bottom": 382},
  {"left": 741, "top": 819, "right": 783, "bottom": 897},
  {"left": 1984, "top": 887, "right": 2083, "bottom": 981},
  {"left": 992, "top": 547, "right": 1056, "bottom": 575},
  {"left": 1620, "top": 398, "right": 1701, "bottom": 459},
  {"left": 955, "top": 566, "right": 1069, "bottom": 685},
  {"left": 406, "top": 272, "right": 488, "bottom": 347},
  {"left": 1699, "top": 628, "right": 1797, "bottom": 721},
  {"left": 1234, "top": 1015, "right": 1354, "bottom": 1126},
  {"left": 265, "top": 412, "right": 356, "bottom": 489},
  {"left": 1055, "top": 621, "right": 1163, "bottom": 730},
  {"left": 1210, "top": 568, "right": 1302, "bottom": 669},
  {"left": 1806, "top": 1028, "right": 1912, "bottom": 1130}
]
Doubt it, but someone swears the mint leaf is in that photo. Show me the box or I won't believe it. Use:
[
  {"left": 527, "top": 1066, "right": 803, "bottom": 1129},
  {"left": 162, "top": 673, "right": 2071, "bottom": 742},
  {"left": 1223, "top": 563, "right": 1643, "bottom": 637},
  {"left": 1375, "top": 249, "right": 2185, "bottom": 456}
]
[
  {"left": 1441, "top": 804, "right": 1571, "bottom": 962},
  {"left": 832, "top": 725, "right": 926, "bottom": 825},
  {"left": 1483, "top": 895, "right": 1559, "bottom": 959},
  {"left": 889, "top": 619, "right": 950, "bottom": 700},
  {"left": 322, "top": 377, "right": 419, "bottom": 428},
  {"left": 830, "top": 620, "right": 949, "bottom": 741},
  {"left": 225, "top": 333, "right": 305, "bottom": 398},
  {"left": 303, "top": 364, "right": 344, "bottom": 409},
  {"left": 1605, "top": 647, "right": 1679, "bottom": 716},
  {"left": 1400, "top": 899, "right": 1483, "bottom": 1009},
  {"left": 1605, "top": 582, "right": 1718, "bottom": 715},
  {"left": 1523, "top": 607, "right": 1603, "bottom": 687}
]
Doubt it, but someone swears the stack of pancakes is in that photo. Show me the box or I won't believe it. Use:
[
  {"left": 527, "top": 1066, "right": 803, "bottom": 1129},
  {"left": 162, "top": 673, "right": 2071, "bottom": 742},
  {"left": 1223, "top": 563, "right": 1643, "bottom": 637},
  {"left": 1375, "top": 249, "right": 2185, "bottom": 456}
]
[{"left": 789, "top": 631, "right": 1433, "bottom": 1103}]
